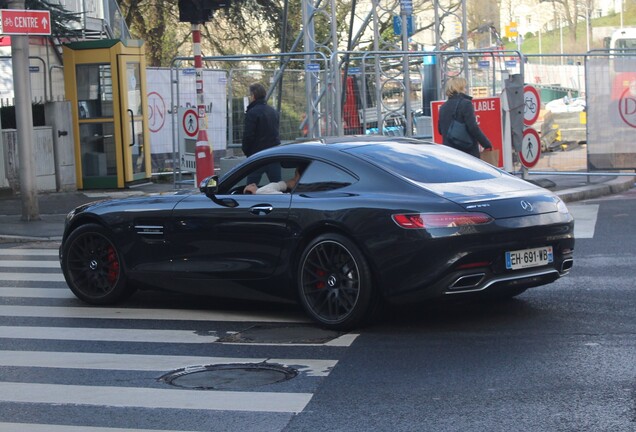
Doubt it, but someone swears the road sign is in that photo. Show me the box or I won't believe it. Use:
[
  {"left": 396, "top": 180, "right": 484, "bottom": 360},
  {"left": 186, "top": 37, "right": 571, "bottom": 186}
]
[
  {"left": 0, "top": 9, "right": 51, "bottom": 35},
  {"left": 400, "top": 0, "right": 413, "bottom": 14},
  {"left": 182, "top": 108, "right": 199, "bottom": 138},
  {"left": 393, "top": 15, "right": 414, "bottom": 36},
  {"left": 520, "top": 128, "right": 541, "bottom": 168},
  {"left": 523, "top": 85, "right": 541, "bottom": 126}
]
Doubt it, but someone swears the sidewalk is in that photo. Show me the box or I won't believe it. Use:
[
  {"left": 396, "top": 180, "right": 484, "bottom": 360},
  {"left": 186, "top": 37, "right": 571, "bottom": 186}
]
[{"left": 0, "top": 174, "right": 634, "bottom": 243}]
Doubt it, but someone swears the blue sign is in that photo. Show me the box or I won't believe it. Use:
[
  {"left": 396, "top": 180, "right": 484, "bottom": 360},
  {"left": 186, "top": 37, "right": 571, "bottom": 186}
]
[
  {"left": 348, "top": 67, "right": 361, "bottom": 75},
  {"left": 505, "top": 60, "right": 517, "bottom": 68},
  {"left": 400, "top": 0, "right": 413, "bottom": 14},
  {"left": 478, "top": 60, "right": 491, "bottom": 68},
  {"left": 182, "top": 68, "right": 196, "bottom": 75},
  {"left": 423, "top": 55, "right": 436, "bottom": 65},
  {"left": 29, "top": 66, "right": 39, "bottom": 73},
  {"left": 393, "top": 15, "right": 414, "bottom": 37},
  {"left": 306, "top": 63, "right": 320, "bottom": 72}
]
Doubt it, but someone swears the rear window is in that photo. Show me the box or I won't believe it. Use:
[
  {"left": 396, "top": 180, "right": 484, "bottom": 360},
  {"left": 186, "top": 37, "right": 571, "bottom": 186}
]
[{"left": 345, "top": 143, "right": 501, "bottom": 183}]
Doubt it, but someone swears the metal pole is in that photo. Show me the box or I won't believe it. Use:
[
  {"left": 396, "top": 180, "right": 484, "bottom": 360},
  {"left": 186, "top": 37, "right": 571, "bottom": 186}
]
[
  {"left": 10, "top": 0, "right": 40, "bottom": 220},
  {"left": 192, "top": 24, "right": 213, "bottom": 184},
  {"left": 401, "top": 8, "right": 412, "bottom": 136}
]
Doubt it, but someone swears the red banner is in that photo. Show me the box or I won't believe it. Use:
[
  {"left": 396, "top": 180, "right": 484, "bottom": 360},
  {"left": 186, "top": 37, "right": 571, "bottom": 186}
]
[{"left": 431, "top": 97, "right": 503, "bottom": 167}]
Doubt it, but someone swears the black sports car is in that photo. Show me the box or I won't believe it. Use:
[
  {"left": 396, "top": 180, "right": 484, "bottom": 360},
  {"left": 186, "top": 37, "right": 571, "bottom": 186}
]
[{"left": 60, "top": 137, "right": 574, "bottom": 330}]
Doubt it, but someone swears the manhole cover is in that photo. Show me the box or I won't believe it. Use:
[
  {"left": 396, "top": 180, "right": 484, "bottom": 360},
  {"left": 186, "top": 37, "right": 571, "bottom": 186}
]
[{"left": 159, "top": 363, "right": 298, "bottom": 390}]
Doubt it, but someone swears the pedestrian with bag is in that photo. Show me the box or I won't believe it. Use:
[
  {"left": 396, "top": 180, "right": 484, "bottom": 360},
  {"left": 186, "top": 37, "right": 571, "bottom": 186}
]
[
  {"left": 242, "top": 82, "right": 282, "bottom": 183},
  {"left": 437, "top": 77, "right": 493, "bottom": 158}
]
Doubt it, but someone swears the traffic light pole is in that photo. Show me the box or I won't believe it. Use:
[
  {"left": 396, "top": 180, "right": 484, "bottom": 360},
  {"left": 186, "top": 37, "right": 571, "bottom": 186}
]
[
  {"left": 9, "top": 0, "right": 39, "bottom": 220},
  {"left": 192, "top": 23, "right": 213, "bottom": 184}
]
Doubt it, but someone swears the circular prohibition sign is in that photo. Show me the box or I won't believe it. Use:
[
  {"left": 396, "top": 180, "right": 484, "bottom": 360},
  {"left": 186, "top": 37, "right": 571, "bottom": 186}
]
[
  {"left": 182, "top": 109, "right": 199, "bottom": 138},
  {"left": 520, "top": 128, "right": 541, "bottom": 168},
  {"left": 523, "top": 85, "right": 541, "bottom": 126}
]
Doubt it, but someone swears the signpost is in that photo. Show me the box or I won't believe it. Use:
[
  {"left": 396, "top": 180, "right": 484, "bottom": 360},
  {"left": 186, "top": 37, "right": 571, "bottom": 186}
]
[
  {"left": 520, "top": 128, "right": 541, "bottom": 168},
  {"left": 0, "top": 9, "right": 51, "bottom": 35},
  {"left": 523, "top": 85, "right": 541, "bottom": 126}
]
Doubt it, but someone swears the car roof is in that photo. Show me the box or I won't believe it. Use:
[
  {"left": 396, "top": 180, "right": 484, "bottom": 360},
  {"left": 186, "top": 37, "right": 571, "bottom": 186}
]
[{"left": 284, "top": 135, "right": 431, "bottom": 147}]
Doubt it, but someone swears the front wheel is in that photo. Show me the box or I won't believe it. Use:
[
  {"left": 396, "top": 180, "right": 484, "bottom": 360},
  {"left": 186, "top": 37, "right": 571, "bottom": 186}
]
[
  {"left": 61, "top": 223, "right": 133, "bottom": 305},
  {"left": 297, "top": 233, "right": 376, "bottom": 330}
]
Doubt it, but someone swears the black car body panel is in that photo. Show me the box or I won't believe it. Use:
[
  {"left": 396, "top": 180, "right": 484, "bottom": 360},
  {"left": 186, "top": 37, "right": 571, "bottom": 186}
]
[{"left": 60, "top": 137, "right": 574, "bottom": 328}]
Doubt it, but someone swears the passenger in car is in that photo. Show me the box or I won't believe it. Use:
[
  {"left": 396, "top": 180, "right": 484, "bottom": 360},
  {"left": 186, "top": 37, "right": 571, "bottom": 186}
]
[{"left": 244, "top": 168, "right": 301, "bottom": 194}]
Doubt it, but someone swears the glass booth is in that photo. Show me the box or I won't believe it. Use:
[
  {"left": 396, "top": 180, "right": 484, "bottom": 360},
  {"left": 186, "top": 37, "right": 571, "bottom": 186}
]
[{"left": 63, "top": 40, "right": 151, "bottom": 189}]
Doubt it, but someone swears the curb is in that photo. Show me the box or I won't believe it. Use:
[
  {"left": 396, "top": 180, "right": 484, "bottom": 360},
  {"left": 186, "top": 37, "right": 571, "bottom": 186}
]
[{"left": 555, "top": 176, "right": 635, "bottom": 203}]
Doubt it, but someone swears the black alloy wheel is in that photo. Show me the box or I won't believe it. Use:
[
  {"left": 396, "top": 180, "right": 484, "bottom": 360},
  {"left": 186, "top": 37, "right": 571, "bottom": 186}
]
[
  {"left": 298, "top": 233, "right": 375, "bottom": 330},
  {"left": 61, "top": 223, "right": 133, "bottom": 304}
]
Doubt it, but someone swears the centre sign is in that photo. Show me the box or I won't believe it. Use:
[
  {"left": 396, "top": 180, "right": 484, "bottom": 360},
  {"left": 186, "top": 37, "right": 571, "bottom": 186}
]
[{"left": 0, "top": 9, "right": 51, "bottom": 35}]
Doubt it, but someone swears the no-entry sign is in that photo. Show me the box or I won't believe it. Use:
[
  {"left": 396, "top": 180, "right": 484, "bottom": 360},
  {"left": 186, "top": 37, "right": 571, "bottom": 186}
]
[{"left": 0, "top": 9, "right": 51, "bottom": 35}]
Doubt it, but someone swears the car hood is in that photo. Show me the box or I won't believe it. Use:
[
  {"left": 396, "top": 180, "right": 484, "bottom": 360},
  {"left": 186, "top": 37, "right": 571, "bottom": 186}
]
[
  {"left": 73, "top": 190, "right": 194, "bottom": 215},
  {"left": 416, "top": 176, "right": 562, "bottom": 218}
]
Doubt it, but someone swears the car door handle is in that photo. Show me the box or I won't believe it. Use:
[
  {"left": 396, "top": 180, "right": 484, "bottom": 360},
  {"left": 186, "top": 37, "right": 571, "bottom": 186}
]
[{"left": 250, "top": 205, "right": 273, "bottom": 215}]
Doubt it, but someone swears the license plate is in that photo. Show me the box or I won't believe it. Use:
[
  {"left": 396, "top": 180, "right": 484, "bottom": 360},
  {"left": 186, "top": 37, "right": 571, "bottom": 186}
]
[{"left": 505, "top": 246, "right": 553, "bottom": 270}]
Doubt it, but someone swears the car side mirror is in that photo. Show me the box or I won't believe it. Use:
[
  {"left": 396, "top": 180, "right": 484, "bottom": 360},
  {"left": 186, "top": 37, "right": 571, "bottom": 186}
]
[{"left": 199, "top": 175, "right": 218, "bottom": 197}]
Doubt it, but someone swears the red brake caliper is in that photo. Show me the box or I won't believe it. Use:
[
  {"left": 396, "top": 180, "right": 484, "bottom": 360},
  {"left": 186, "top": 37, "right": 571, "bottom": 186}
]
[
  {"left": 316, "top": 269, "right": 326, "bottom": 289},
  {"left": 107, "top": 246, "right": 119, "bottom": 285}
]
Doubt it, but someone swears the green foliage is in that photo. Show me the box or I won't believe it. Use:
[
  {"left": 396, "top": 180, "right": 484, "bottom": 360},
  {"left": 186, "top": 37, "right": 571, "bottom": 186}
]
[
  {"left": 24, "top": 0, "right": 81, "bottom": 38},
  {"left": 506, "top": 9, "right": 636, "bottom": 54}
]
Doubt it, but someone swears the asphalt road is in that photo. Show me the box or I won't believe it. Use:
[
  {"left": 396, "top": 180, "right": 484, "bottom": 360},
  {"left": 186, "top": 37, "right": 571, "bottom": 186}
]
[{"left": 0, "top": 188, "right": 634, "bottom": 432}]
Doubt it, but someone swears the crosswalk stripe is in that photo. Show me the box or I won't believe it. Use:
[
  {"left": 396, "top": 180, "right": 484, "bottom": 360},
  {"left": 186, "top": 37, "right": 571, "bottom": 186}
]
[
  {"left": 0, "top": 350, "right": 337, "bottom": 376},
  {"left": 0, "top": 305, "right": 308, "bottom": 323},
  {"left": 0, "top": 260, "right": 60, "bottom": 268},
  {"left": 0, "top": 424, "right": 199, "bottom": 432},
  {"left": 0, "top": 287, "right": 72, "bottom": 298},
  {"left": 0, "top": 382, "right": 313, "bottom": 413},
  {"left": 567, "top": 204, "right": 599, "bottom": 239},
  {"left": 0, "top": 273, "right": 66, "bottom": 282},
  {"left": 0, "top": 326, "right": 219, "bottom": 343},
  {"left": 0, "top": 249, "right": 59, "bottom": 256}
]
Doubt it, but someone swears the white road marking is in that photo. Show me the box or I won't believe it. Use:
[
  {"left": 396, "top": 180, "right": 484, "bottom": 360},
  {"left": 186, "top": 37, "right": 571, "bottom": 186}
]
[
  {"left": 0, "top": 287, "right": 72, "bottom": 298},
  {"left": 0, "top": 273, "right": 65, "bottom": 282},
  {"left": 0, "top": 424, "right": 201, "bottom": 432},
  {"left": 0, "top": 382, "right": 312, "bottom": 413},
  {"left": 0, "top": 260, "right": 60, "bottom": 268},
  {"left": 0, "top": 350, "right": 337, "bottom": 376},
  {"left": 0, "top": 305, "right": 308, "bottom": 323},
  {"left": 0, "top": 249, "right": 59, "bottom": 256},
  {"left": 567, "top": 204, "right": 599, "bottom": 239},
  {"left": 0, "top": 326, "right": 218, "bottom": 343}
]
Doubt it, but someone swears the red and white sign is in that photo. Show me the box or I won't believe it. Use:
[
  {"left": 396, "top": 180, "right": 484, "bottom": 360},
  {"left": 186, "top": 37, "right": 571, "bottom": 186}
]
[
  {"left": 431, "top": 97, "right": 503, "bottom": 167},
  {"left": 0, "top": 9, "right": 51, "bottom": 35},
  {"left": 523, "top": 85, "right": 541, "bottom": 126},
  {"left": 520, "top": 128, "right": 541, "bottom": 168},
  {"left": 182, "top": 108, "right": 199, "bottom": 138}
]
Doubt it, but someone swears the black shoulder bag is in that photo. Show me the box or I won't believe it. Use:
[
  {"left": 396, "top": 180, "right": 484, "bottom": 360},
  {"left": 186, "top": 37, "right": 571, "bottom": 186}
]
[{"left": 446, "top": 99, "right": 473, "bottom": 151}]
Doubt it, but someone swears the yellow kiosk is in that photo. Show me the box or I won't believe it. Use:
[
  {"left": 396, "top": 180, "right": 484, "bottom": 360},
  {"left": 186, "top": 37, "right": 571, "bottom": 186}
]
[{"left": 63, "top": 40, "right": 151, "bottom": 189}]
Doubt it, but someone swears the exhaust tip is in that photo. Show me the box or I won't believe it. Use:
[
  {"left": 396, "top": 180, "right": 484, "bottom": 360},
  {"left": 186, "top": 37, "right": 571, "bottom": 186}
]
[
  {"left": 448, "top": 273, "right": 486, "bottom": 291},
  {"left": 561, "top": 259, "right": 574, "bottom": 272}
]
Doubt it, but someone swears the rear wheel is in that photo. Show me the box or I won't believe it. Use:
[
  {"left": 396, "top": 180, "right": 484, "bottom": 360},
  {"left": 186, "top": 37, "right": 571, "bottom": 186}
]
[
  {"left": 298, "top": 233, "right": 375, "bottom": 330},
  {"left": 61, "top": 223, "right": 133, "bottom": 304}
]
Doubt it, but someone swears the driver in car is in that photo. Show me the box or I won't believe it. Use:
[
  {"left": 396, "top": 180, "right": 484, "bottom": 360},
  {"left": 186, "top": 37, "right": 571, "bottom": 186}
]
[{"left": 244, "top": 168, "right": 301, "bottom": 194}]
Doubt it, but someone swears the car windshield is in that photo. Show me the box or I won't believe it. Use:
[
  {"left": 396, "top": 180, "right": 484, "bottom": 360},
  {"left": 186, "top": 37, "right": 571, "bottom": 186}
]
[{"left": 345, "top": 143, "right": 501, "bottom": 184}]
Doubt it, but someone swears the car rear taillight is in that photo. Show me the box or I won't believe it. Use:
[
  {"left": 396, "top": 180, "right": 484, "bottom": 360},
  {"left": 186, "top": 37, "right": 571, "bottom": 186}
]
[{"left": 392, "top": 212, "right": 493, "bottom": 229}]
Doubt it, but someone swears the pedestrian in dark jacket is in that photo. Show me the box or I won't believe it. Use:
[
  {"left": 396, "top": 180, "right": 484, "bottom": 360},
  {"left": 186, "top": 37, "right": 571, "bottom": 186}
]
[
  {"left": 437, "top": 77, "right": 492, "bottom": 158},
  {"left": 242, "top": 82, "right": 281, "bottom": 183}
]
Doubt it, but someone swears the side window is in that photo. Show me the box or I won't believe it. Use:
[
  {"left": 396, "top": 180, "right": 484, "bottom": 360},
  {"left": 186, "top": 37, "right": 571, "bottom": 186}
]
[
  {"left": 220, "top": 159, "right": 303, "bottom": 194},
  {"left": 295, "top": 161, "right": 357, "bottom": 193}
]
